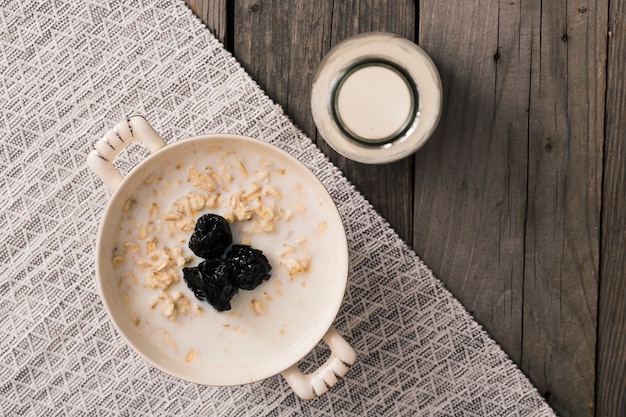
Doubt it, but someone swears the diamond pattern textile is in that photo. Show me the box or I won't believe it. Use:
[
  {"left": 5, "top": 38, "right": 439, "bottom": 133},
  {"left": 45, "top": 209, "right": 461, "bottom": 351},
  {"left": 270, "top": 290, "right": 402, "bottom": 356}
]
[{"left": 0, "top": 0, "right": 556, "bottom": 415}]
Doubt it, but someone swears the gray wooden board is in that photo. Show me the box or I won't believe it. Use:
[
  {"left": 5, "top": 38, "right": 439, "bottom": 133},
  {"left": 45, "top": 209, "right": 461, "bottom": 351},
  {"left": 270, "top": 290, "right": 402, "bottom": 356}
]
[
  {"left": 186, "top": 1, "right": 625, "bottom": 416},
  {"left": 523, "top": 2, "right": 604, "bottom": 415},
  {"left": 598, "top": 1, "right": 626, "bottom": 416}
]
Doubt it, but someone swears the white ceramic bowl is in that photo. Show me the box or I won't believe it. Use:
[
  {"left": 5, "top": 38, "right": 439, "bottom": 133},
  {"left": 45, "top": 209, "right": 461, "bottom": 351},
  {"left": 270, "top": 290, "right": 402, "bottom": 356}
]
[{"left": 87, "top": 116, "right": 356, "bottom": 400}]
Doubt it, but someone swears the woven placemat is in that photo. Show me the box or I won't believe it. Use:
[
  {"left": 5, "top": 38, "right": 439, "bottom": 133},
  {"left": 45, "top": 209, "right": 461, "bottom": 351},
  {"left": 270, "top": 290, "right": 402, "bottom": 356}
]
[{"left": 0, "top": 1, "right": 556, "bottom": 415}]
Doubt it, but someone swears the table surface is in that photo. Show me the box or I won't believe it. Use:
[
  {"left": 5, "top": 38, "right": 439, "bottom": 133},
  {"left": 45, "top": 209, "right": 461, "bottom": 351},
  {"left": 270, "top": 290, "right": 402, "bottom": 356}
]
[{"left": 184, "top": 2, "right": 626, "bottom": 416}]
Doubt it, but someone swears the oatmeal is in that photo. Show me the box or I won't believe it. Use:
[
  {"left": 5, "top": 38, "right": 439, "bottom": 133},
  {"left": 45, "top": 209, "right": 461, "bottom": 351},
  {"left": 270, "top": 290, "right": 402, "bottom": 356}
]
[{"left": 110, "top": 142, "right": 343, "bottom": 370}]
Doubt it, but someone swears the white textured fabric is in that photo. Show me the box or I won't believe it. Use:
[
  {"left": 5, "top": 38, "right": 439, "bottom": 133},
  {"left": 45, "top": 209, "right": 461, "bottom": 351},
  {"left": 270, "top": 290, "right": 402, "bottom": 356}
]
[{"left": 0, "top": 0, "right": 556, "bottom": 415}]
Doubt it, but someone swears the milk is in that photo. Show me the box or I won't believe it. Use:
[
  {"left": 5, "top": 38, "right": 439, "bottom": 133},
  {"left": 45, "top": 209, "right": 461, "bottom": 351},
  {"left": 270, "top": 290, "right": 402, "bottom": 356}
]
[{"left": 336, "top": 64, "right": 414, "bottom": 142}]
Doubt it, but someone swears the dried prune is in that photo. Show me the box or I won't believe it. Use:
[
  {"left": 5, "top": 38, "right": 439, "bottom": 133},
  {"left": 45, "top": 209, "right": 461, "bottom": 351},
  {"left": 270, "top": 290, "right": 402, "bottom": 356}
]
[
  {"left": 188, "top": 214, "right": 232, "bottom": 259},
  {"left": 182, "top": 259, "right": 237, "bottom": 312},
  {"left": 184, "top": 214, "right": 274, "bottom": 311},
  {"left": 226, "top": 245, "right": 272, "bottom": 290}
]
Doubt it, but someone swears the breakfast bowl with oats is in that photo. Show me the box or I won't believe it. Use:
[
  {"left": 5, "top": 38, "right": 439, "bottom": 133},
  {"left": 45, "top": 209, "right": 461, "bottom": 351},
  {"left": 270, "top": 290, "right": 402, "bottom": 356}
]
[{"left": 87, "top": 116, "right": 356, "bottom": 400}]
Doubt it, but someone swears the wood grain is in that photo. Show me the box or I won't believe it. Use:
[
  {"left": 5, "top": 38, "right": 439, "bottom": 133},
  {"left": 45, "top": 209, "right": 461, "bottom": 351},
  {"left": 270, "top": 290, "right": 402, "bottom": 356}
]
[
  {"left": 523, "top": 2, "right": 604, "bottom": 415},
  {"left": 598, "top": 1, "right": 626, "bottom": 416},
  {"left": 232, "top": 0, "right": 329, "bottom": 140}
]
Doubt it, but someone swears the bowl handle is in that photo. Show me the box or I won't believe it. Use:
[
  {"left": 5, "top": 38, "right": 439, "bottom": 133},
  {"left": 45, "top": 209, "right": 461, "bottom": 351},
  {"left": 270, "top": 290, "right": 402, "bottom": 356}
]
[
  {"left": 86, "top": 115, "right": 166, "bottom": 191},
  {"left": 281, "top": 326, "right": 356, "bottom": 400}
]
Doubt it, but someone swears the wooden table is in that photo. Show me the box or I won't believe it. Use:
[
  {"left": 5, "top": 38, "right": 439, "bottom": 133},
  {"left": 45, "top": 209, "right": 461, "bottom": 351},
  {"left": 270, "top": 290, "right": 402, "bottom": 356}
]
[{"left": 186, "top": 2, "right": 626, "bottom": 416}]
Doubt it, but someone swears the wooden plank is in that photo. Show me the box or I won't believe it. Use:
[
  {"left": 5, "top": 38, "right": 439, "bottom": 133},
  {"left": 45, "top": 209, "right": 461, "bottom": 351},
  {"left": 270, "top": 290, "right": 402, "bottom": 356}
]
[
  {"left": 522, "top": 2, "right": 604, "bottom": 415},
  {"left": 597, "top": 2, "right": 626, "bottom": 416},
  {"left": 185, "top": 0, "right": 228, "bottom": 45},
  {"left": 231, "top": 0, "right": 330, "bottom": 140},
  {"left": 231, "top": 0, "right": 416, "bottom": 244},
  {"left": 415, "top": 0, "right": 528, "bottom": 371}
]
